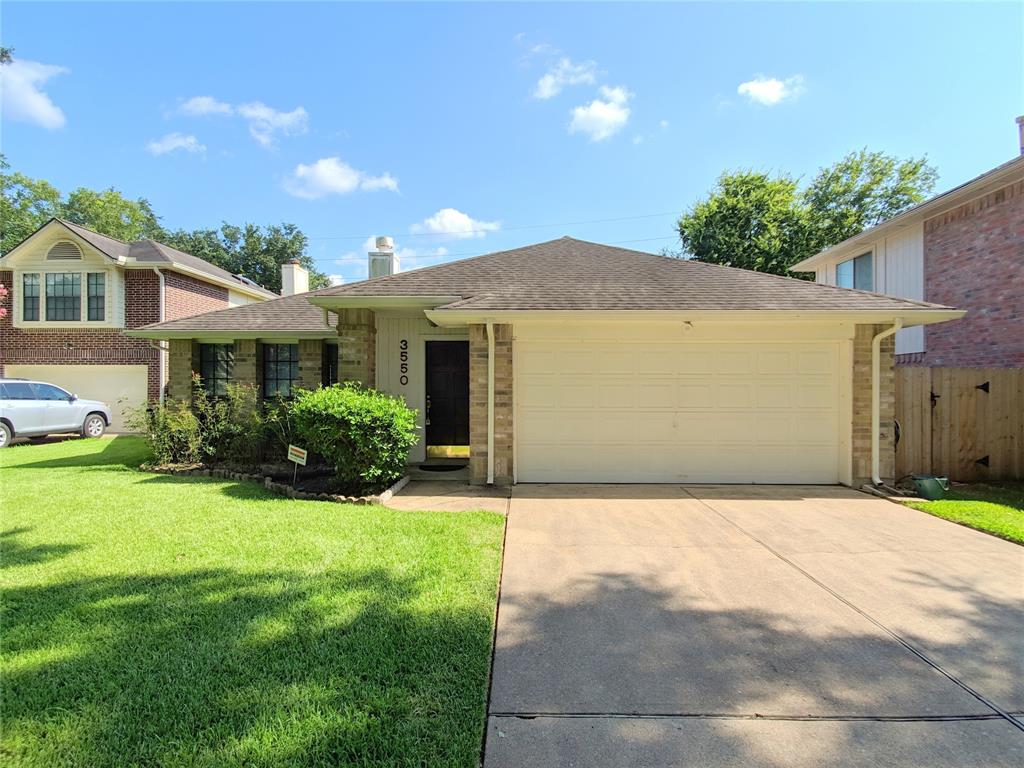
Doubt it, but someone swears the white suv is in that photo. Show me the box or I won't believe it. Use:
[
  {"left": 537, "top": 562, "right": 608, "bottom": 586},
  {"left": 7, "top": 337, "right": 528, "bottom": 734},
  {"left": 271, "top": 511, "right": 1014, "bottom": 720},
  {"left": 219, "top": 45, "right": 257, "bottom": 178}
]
[{"left": 0, "top": 379, "right": 112, "bottom": 448}]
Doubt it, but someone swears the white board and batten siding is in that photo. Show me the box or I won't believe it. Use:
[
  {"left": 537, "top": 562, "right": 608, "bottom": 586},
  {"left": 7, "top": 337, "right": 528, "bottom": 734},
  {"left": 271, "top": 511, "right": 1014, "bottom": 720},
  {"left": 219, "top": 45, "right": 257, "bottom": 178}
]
[
  {"left": 514, "top": 323, "right": 853, "bottom": 485},
  {"left": 374, "top": 313, "right": 468, "bottom": 463},
  {"left": 879, "top": 224, "right": 925, "bottom": 355}
]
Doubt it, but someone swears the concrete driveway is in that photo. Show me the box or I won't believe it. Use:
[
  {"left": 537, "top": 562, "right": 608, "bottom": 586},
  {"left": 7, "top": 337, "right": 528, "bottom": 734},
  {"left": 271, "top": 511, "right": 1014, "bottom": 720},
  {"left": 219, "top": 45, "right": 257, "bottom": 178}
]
[{"left": 484, "top": 485, "right": 1024, "bottom": 767}]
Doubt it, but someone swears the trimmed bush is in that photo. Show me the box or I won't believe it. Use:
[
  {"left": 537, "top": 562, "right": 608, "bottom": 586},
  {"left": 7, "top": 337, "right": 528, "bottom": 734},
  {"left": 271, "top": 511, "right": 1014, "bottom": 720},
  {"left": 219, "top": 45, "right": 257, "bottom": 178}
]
[
  {"left": 126, "top": 400, "right": 203, "bottom": 465},
  {"left": 291, "top": 383, "right": 418, "bottom": 493}
]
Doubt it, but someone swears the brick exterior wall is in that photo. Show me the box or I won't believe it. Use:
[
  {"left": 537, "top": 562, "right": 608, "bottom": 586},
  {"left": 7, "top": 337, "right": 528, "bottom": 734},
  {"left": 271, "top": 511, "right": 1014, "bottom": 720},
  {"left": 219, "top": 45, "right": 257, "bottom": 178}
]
[
  {"left": 337, "top": 309, "right": 375, "bottom": 386},
  {"left": 468, "top": 323, "right": 513, "bottom": 485},
  {"left": 1, "top": 268, "right": 233, "bottom": 402},
  {"left": 297, "top": 339, "right": 323, "bottom": 390},
  {"left": 922, "top": 179, "right": 1024, "bottom": 367},
  {"left": 164, "top": 271, "right": 229, "bottom": 321},
  {"left": 1, "top": 269, "right": 163, "bottom": 400},
  {"left": 851, "top": 324, "right": 896, "bottom": 485},
  {"left": 167, "top": 339, "right": 193, "bottom": 401}
]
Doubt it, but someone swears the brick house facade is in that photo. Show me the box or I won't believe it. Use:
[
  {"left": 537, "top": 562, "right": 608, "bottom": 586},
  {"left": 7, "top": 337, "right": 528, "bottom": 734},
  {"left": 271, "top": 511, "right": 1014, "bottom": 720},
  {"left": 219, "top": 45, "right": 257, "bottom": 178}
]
[
  {"left": 922, "top": 179, "right": 1024, "bottom": 367},
  {"left": 0, "top": 219, "right": 274, "bottom": 428}
]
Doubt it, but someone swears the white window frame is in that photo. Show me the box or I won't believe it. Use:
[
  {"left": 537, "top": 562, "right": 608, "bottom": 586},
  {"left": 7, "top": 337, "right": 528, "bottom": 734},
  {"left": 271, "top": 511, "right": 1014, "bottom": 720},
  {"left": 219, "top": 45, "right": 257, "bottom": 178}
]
[
  {"left": 835, "top": 250, "right": 874, "bottom": 291},
  {"left": 12, "top": 268, "right": 116, "bottom": 329}
]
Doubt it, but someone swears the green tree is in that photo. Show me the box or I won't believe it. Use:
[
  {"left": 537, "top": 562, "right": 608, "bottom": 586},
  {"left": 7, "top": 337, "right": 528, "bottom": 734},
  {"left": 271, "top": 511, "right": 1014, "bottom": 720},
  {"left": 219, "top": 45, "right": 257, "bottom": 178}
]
[
  {"left": 676, "top": 150, "right": 938, "bottom": 276},
  {"left": 62, "top": 187, "right": 164, "bottom": 242},
  {"left": 803, "top": 149, "right": 938, "bottom": 250},
  {"left": 0, "top": 46, "right": 13, "bottom": 65},
  {"left": 162, "top": 222, "right": 328, "bottom": 293},
  {"left": 0, "top": 157, "right": 64, "bottom": 254},
  {"left": 676, "top": 171, "right": 813, "bottom": 275}
]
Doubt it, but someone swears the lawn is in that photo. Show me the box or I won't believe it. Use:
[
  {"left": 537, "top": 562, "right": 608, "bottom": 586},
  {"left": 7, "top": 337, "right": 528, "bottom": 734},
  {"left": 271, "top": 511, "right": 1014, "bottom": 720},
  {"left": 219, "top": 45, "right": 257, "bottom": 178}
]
[
  {"left": 0, "top": 436, "right": 505, "bottom": 767},
  {"left": 904, "top": 481, "right": 1024, "bottom": 544}
]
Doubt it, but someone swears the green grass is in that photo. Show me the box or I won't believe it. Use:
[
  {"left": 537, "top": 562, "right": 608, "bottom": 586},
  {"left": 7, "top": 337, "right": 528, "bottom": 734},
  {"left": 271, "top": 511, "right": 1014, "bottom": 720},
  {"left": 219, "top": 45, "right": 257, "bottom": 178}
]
[
  {"left": 0, "top": 436, "right": 505, "bottom": 767},
  {"left": 905, "top": 481, "right": 1024, "bottom": 544}
]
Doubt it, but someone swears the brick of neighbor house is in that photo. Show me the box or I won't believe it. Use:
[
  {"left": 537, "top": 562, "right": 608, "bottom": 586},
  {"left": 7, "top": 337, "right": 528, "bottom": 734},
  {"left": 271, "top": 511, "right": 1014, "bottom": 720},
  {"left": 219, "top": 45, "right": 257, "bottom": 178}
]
[
  {"left": 337, "top": 309, "right": 375, "bottom": 386},
  {"left": 469, "top": 323, "right": 514, "bottom": 486},
  {"left": 923, "top": 179, "right": 1024, "bottom": 367},
  {"left": 297, "top": 339, "right": 322, "bottom": 390},
  {"left": 851, "top": 324, "right": 896, "bottom": 485}
]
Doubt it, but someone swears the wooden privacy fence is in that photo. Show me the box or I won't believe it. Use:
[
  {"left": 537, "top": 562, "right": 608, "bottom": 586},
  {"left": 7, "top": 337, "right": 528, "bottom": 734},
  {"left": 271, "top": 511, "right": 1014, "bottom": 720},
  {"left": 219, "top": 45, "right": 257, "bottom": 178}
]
[{"left": 895, "top": 367, "right": 1024, "bottom": 482}]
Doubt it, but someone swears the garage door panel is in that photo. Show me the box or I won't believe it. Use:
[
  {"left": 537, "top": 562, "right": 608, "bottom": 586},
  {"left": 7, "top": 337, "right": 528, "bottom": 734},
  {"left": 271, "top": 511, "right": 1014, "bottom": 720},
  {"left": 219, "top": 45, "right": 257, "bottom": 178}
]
[
  {"left": 5, "top": 364, "right": 147, "bottom": 433},
  {"left": 516, "top": 338, "right": 842, "bottom": 484}
]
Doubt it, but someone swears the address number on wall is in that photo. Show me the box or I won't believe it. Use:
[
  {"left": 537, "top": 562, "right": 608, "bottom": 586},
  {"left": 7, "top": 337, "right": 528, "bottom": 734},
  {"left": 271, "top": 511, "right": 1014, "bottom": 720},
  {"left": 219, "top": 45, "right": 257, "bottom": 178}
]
[{"left": 398, "top": 339, "right": 409, "bottom": 386}]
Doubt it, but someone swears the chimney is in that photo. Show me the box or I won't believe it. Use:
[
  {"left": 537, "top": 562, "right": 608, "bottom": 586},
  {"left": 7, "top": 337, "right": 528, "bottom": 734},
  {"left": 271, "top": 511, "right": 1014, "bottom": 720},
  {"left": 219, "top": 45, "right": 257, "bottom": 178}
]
[
  {"left": 1017, "top": 116, "right": 1024, "bottom": 156},
  {"left": 280, "top": 258, "right": 309, "bottom": 296},
  {"left": 368, "top": 236, "right": 399, "bottom": 278}
]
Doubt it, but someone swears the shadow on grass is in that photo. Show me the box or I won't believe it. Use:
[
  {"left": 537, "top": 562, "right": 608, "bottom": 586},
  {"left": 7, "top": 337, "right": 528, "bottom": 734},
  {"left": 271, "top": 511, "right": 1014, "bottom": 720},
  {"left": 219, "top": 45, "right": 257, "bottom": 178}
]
[
  {"left": 135, "top": 473, "right": 292, "bottom": 503},
  {"left": 1, "top": 528, "right": 83, "bottom": 570},
  {"left": 4, "top": 435, "right": 150, "bottom": 471},
  {"left": 3, "top": 566, "right": 493, "bottom": 767}
]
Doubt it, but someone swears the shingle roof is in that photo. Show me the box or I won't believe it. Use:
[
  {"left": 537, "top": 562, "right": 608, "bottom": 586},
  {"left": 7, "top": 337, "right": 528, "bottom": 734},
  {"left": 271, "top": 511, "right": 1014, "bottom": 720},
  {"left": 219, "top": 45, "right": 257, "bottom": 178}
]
[
  {"left": 134, "top": 291, "right": 337, "bottom": 334},
  {"left": 317, "top": 237, "right": 953, "bottom": 312},
  {"left": 56, "top": 219, "right": 277, "bottom": 298}
]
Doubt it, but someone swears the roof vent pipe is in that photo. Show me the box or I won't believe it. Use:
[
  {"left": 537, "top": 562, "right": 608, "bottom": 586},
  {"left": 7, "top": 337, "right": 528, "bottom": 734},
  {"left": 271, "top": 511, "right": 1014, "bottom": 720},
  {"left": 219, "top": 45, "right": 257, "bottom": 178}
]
[
  {"left": 368, "top": 236, "right": 399, "bottom": 278},
  {"left": 1017, "top": 116, "right": 1024, "bottom": 156}
]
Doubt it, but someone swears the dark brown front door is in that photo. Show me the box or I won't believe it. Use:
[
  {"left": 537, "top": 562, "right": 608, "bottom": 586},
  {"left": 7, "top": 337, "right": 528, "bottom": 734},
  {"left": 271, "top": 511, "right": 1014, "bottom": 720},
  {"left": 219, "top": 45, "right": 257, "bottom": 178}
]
[{"left": 425, "top": 341, "right": 470, "bottom": 447}]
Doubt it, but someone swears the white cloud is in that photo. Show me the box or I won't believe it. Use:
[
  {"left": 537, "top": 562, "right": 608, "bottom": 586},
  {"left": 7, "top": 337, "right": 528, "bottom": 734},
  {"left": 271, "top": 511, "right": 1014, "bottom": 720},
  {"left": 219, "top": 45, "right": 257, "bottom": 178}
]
[
  {"left": 327, "top": 274, "right": 345, "bottom": 286},
  {"left": 147, "top": 132, "right": 205, "bottom": 156},
  {"left": 533, "top": 57, "right": 597, "bottom": 99},
  {"left": 568, "top": 85, "right": 632, "bottom": 142},
  {"left": 177, "top": 96, "right": 308, "bottom": 146},
  {"left": 737, "top": 75, "right": 805, "bottom": 106},
  {"left": 0, "top": 59, "right": 69, "bottom": 129},
  {"left": 179, "top": 95, "right": 233, "bottom": 116},
  {"left": 410, "top": 208, "right": 500, "bottom": 240},
  {"left": 632, "top": 134, "right": 644, "bottom": 145},
  {"left": 284, "top": 157, "right": 399, "bottom": 199},
  {"left": 235, "top": 101, "right": 308, "bottom": 147},
  {"left": 659, "top": 119, "right": 670, "bottom": 129}
]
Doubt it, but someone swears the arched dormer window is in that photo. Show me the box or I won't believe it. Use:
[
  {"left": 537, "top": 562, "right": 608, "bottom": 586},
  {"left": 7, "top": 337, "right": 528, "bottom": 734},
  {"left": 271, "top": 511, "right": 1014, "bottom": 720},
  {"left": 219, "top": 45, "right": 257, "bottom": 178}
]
[{"left": 47, "top": 241, "right": 83, "bottom": 260}]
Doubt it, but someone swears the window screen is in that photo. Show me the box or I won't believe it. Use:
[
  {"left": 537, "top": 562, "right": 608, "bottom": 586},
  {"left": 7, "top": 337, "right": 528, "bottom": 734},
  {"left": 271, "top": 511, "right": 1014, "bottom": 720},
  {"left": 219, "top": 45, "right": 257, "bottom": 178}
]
[
  {"left": 263, "top": 343, "right": 299, "bottom": 399},
  {"left": 87, "top": 273, "right": 105, "bottom": 321},
  {"left": 22, "top": 274, "right": 40, "bottom": 321},
  {"left": 199, "top": 344, "right": 234, "bottom": 398},
  {"left": 45, "top": 273, "right": 81, "bottom": 321}
]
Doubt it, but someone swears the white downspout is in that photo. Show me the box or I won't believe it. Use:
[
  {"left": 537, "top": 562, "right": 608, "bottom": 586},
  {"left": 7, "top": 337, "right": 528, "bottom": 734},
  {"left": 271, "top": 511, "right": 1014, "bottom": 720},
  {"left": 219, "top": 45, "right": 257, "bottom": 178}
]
[
  {"left": 151, "top": 268, "right": 166, "bottom": 404},
  {"left": 486, "top": 321, "right": 495, "bottom": 486},
  {"left": 871, "top": 319, "right": 902, "bottom": 486}
]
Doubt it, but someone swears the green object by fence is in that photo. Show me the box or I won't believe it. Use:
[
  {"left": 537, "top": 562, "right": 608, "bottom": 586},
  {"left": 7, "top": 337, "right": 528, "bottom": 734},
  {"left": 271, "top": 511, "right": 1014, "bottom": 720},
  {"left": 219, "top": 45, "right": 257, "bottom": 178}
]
[{"left": 913, "top": 475, "right": 950, "bottom": 501}]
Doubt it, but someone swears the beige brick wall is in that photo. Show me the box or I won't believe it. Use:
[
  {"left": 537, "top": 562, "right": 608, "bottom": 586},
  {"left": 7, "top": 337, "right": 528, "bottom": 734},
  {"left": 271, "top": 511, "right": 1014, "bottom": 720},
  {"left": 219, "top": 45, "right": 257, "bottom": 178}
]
[
  {"left": 233, "top": 339, "right": 258, "bottom": 392},
  {"left": 469, "top": 323, "right": 513, "bottom": 485},
  {"left": 852, "top": 324, "right": 896, "bottom": 485},
  {"left": 337, "top": 309, "right": 375, "bottom": 386},
  {"left": 167, "top": 339, "right": 194, "bottom": 402},
  {"left": 297, "top": 339, "right": 322, "bottom": 391}
]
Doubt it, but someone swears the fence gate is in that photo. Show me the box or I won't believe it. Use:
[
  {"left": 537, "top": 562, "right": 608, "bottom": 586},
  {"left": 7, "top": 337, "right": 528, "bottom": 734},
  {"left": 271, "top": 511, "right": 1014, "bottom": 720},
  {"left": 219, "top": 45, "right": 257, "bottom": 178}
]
[{"left": 895, "top": 367, "right": 1024, "bottom": 482}]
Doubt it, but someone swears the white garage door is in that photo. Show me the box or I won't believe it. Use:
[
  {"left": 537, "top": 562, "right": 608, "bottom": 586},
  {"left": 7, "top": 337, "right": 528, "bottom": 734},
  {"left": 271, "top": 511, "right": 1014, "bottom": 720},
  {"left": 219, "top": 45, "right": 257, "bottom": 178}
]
[
  {"left": 5, "top": 364, "right": 149, "bottom": 433},
  {"left": 516, "top": 339, "right": 843, "bottom": 484}
]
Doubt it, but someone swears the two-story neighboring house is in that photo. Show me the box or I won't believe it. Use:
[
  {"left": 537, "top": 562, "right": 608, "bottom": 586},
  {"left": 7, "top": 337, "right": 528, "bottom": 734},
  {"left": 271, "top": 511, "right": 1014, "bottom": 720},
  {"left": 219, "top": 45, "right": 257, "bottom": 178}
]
[
  {"left": 0, "top": 219, "right": 276, "bottom": 430},
  {"left": 790, "top": 139, "right": 1024, "bottom": 368}
]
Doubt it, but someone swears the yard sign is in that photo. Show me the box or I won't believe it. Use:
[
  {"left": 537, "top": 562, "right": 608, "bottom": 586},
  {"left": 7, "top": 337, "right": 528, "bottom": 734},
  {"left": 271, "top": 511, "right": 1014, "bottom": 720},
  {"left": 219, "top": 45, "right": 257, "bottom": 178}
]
[{"left": 287, "top": 445, "right": 308, "bottom": 466}]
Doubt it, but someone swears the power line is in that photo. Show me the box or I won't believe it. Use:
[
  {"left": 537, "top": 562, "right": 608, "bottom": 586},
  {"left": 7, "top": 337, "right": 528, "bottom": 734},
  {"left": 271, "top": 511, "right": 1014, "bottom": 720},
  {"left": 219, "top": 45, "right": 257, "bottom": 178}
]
[
  {"left": 306, "top": 210, "right": 680, "bottom": 241},
  {"left": 309, "top": 234, "right": 679, "bottom": 264}
]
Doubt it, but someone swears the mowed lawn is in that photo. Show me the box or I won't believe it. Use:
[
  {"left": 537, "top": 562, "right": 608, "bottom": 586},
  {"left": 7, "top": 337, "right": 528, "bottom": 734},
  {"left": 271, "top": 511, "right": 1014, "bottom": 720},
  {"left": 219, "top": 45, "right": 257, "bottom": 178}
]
[
  {"left": 905, "top": 481, "right": 1024, "bottom": 545},
  {"left": 0, "top": 437, "right": 505, "bottom": 768}
]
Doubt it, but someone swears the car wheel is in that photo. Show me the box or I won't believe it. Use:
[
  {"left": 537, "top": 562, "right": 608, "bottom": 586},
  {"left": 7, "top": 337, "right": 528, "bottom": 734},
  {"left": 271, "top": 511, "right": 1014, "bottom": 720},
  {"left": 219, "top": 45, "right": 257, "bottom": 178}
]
[
  {"left": 82, "top": 414, "right": 106, "bottom": 439},
  {"left": 0, "top": 423, "right": 11, "bottom": 448}
]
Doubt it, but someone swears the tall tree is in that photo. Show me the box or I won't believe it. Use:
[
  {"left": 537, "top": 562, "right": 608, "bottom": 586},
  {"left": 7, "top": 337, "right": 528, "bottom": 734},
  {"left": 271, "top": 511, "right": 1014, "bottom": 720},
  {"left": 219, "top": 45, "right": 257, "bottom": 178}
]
[
  {"left": 162, "top": 223, "right": 329, "bottom": 293},
  {"left": 0, "top": 157, "right": 64, "bottom": 254},
  {"left": 676, "top": 171, "right": 813, "bottom": 275},
  {"left": 676, "top": 150, "right": 938, "bottom": 275},
  {"left": 803, "top": 149, "right": 938, "bottom": 250},
  {"left": 62, "top": 187, "right": 164, "bottom": 242}
]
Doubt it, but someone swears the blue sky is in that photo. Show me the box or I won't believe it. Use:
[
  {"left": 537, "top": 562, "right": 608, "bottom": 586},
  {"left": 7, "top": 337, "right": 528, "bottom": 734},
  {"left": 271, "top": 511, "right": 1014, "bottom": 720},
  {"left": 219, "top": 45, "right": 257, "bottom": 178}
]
[{"left": 2, "top": 2, "right": 1021, "bottom": 283}]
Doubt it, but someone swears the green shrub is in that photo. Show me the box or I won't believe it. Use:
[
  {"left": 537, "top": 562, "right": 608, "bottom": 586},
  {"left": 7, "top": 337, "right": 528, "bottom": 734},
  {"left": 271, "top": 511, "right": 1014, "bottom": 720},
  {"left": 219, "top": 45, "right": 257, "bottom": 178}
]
[
  {"left": 291, "top": 383, "right": 418, "bottom": 493},
  {"left": 126, "top": 399, "right": 203, "bottom": 465},
  {"left": 190, "top": 375, "right": 264, "bottom": 467},
  {"left": 263, "top": 396, "right": 300, "bottom": 460}
]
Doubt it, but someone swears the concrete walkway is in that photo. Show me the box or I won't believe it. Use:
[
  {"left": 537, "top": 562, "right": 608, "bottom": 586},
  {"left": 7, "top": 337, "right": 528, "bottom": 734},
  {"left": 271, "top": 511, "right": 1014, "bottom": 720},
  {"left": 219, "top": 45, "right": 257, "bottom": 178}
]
[{"left": 485, "top": 484, "right": 1024, "bottom": 767}]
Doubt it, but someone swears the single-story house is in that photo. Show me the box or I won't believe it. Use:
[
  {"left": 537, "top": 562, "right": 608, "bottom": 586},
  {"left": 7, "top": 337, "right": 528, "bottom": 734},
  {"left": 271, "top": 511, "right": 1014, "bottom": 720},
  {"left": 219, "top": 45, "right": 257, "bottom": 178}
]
[
  {"left": 0, "top": 219, "right": 277, "bottom": 430},
  {"left": 129, "top": 237, "right": 963, "bottom": 486}
]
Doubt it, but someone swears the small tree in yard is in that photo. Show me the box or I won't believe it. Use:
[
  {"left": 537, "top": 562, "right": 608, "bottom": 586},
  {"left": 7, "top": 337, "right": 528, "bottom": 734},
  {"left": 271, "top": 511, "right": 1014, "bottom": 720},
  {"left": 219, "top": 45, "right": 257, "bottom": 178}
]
[{"left": 291, "top": 384, "right": 418, "bottom": 494}]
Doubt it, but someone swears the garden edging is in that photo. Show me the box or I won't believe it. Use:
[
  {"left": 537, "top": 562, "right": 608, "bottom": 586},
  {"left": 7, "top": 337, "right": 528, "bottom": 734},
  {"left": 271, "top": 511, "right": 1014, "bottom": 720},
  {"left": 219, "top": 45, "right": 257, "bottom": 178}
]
[{"left": 142, "top": 464, "right": 411, "bottom": 506}]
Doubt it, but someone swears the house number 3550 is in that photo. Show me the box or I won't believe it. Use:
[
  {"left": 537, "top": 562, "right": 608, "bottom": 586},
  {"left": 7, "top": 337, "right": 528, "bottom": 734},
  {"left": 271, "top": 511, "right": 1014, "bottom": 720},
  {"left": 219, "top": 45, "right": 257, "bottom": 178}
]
[{"left": 398, "top": 339, "right": 409, "bottom": 385}]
